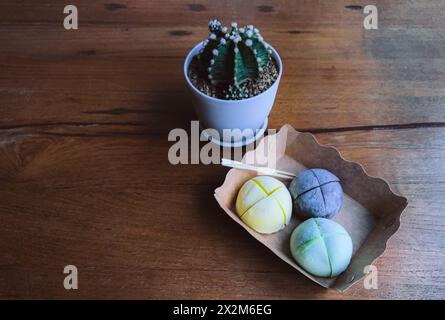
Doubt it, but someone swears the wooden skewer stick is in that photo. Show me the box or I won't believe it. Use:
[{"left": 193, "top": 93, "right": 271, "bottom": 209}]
[{"left": 221, "top": 158, "right": 296, "bottom": 179}]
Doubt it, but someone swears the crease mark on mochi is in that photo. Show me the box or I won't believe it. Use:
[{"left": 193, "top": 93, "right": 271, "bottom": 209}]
[
  {"left": 268, "top": 185, "right": 283, "bottom": 195},
  {"left": 297, "top": 232, "right": 348, "bottom": 255},
  {"left": 251, "top": 178, "right": 269, "bottom": 195},
  {"left": 295, "top": 180, "right": 339, "bottom": 199},
  {"left": 239, "top": 200, "right": 259, "bottom": 219},
  {"left": 238, "top": 183, "right": 270, "bottom": 217},
  {"left": 310, "top": 169, "right": 327, "bottom": 211},
  {"left": 272, "top": 194, "right": 287, "bottom": 226},
  {"left": 252, "top": 178, "right": 282, "bottom": 196},
  {"left": 314, "top": 219, "right": 333, "bottom": 277},
  {"left": 239, "top": 180, "right": 283, "bottom": 218}
]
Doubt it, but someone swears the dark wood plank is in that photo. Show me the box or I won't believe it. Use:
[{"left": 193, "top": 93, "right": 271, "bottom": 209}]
[{"left": 1, "top": 1, "right": 445, "bottom": 131}]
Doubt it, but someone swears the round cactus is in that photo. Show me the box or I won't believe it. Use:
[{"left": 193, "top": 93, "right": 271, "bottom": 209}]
[{"left": 198, "top": 19, "right": 273, "bottom": 99}]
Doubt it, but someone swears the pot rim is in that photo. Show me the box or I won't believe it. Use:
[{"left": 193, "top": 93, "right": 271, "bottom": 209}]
[{"left": 183, "top": 41, "right": 283, "bottom": 104}]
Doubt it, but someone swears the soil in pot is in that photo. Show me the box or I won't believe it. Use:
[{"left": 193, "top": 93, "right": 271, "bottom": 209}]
[{"left": 187, "top": 55, "right": 279, "bottom": 100}]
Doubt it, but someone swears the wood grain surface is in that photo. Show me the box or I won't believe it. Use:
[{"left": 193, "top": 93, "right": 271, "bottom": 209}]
[{"left": 1, "top": 0, "right": 444, "bottom": 299}]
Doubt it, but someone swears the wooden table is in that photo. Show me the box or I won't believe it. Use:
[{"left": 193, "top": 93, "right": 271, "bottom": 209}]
[{"left": 1, "top": 0, "right": 444, "bottom": 299}]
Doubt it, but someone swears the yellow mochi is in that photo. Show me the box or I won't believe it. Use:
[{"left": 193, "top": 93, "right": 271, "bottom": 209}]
[{"left": 236, "top": 176, "right": 292, "bottom": 234}]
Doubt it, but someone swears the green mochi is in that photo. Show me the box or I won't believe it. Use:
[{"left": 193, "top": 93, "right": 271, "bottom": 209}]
[{"left": 290, "top": 218, "right": 353, "bottom": 277}]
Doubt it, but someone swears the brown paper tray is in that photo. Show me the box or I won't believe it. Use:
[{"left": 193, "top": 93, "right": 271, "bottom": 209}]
[{"left": 214, "top": 124, "right": 408, "bottom": 292}]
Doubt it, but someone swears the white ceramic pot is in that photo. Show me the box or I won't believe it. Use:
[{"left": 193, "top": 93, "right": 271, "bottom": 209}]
[{"left": 183, "top": 42, "right": 283, "bottom": 147}]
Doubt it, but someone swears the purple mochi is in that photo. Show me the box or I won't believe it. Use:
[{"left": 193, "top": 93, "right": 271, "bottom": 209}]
[{"left": 289, "top": 168, "right": 343, "bottom": 219}]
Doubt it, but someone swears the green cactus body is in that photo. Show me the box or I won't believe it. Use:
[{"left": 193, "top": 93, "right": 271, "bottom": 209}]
[{"left": 198, "top": 20, "right": 273, "bottom": 99}]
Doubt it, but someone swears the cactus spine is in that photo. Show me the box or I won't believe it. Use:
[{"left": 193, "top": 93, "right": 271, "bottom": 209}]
[{"left": 198, "top": 19, "right": 273, "bottom": 99}]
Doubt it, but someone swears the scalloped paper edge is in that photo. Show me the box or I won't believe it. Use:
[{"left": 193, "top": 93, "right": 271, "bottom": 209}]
[{"left": 214, "top": 124, "right": 408, "bottom": 292}]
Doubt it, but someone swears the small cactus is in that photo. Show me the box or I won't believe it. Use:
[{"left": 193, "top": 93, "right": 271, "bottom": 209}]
[{"left": 198, "top": 19, "right": 273, "bottom": 99}]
